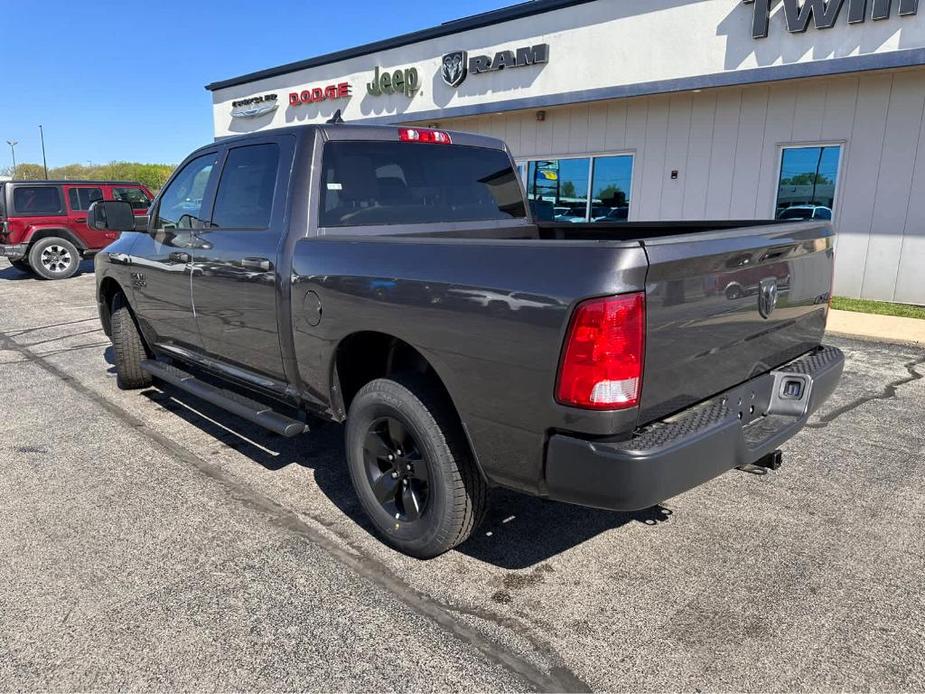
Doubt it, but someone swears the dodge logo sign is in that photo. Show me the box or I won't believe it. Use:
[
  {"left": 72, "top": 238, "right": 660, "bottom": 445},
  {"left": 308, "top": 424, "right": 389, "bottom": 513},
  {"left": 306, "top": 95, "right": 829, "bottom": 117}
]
[
  {"left": 758, "top": 277, "right": 779, "bottom": 319},
  {"left": 441, "top": 51, "right": 468, "bottom": 87}
]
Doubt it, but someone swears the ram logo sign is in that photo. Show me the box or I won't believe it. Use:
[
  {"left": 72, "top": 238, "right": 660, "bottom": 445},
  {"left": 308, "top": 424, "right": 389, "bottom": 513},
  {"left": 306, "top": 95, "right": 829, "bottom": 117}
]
[{"left": 744, "top": 0, "right": 919, "bottom": 38}]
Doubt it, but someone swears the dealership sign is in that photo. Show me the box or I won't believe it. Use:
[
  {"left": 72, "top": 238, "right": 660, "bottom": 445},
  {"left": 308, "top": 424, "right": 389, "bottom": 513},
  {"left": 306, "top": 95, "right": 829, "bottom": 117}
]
[
  {"left": 744, "top": 0, "right": 919, "bottom": 38},
  {"left": 367, "top": 66, "right": 420, "bottom": 98},
  {"left": 289, "top": 82, "right": 352, "bottom": 106},
  {"left": 230, "top": 94, "right": 279, "bottom": 119},
  {"left": 440, "top": 44, "right": 549, "bottom": 88}
]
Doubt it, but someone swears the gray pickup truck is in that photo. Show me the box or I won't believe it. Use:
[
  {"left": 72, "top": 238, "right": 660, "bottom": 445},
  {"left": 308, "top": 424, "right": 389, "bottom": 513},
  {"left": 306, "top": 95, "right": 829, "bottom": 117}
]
[{"left": 90, "top": 124, "right": 843, "bottom": 558}]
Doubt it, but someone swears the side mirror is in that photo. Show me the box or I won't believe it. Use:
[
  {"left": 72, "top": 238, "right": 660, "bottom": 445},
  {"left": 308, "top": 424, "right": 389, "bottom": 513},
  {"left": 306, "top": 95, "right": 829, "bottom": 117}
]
[{"left": 88, "top": 200, "right": 140, "bottom": 232}]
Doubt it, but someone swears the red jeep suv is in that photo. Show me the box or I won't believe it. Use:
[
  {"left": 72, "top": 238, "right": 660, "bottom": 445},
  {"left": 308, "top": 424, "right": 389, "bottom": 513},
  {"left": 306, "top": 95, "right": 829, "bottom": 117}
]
[{"left": 0, "top": 180, "right": 153, "bottom": 279}]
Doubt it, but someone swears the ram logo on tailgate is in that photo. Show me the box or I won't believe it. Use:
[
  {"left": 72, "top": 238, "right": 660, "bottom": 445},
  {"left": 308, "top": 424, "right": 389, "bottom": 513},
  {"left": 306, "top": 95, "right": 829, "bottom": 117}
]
[{"left": 758, "top": 277, "right": 779, "bottom": 319}]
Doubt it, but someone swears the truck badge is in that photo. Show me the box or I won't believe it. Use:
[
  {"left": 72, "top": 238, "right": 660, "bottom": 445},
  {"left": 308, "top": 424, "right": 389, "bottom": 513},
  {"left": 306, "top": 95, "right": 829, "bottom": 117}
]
[{"left": 758, "top": 278, "right": 778, "bottom": 319}]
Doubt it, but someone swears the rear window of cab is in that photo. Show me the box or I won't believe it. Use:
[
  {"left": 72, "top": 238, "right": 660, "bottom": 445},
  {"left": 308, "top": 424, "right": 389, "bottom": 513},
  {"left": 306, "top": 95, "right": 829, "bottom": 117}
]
[{"left": 319, "top": 141, "right": 526, "bottom": 228}]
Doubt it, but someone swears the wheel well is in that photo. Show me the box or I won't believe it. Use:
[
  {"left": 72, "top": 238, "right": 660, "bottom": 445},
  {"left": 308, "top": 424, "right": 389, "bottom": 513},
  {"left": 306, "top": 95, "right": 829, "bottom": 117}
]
[
  {"left": 26, "top": 228, "right": 87, "bottom": 252},
  {"left": 334, "top": 332, "right": 442, "bottom": 413},
  {"left": 98, "top": 277, "right": 124, "bottom": 336},
  {"left": 333, "top": 331, "right": 485, "bottom": 480}
]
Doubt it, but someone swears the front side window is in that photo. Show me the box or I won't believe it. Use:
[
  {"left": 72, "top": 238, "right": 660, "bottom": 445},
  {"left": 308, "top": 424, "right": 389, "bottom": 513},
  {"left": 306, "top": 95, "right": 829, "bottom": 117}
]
[
  {"left": 155, "top": 153, "right": 219, "bottom": 230},
  {"left": 775, "top": 145, "right": 842, "bottom": 221},
  {"left": 320, "top": 141, "right": 526, "bottom": 227},
  {"left": 67, "top": 187, "right": 103, "bottom": 211},
  {"left": 13, "top": 186, "right": 62, "bottom": 215},
  {"left": 113, "top": 187, "right": 151, "bottom": 210},
  {"left": 211, "top": 144, "right": 280, "bottom": 229}
]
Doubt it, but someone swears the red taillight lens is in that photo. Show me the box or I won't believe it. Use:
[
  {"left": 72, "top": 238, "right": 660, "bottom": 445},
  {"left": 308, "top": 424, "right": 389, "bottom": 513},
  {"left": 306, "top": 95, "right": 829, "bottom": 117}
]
[
  {"left": 556, "top": 293, "right": 646, "bottom": 410},
  {"left": 398, "top": 128, "right": 452, "bottom": 144}
]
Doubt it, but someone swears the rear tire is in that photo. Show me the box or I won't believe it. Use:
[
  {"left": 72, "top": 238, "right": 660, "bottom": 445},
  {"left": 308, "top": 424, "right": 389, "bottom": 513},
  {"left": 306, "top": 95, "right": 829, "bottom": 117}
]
[
  {"left": 111, "top": 293, "right": 153, "bottom": 390},
  {"left": 28, "top": 237, "right": 80, "bottom": 280},
  {"left": 9, "top": 259, "right": 31, "bottom": 274},
  {"left": 345, "top": 375, "right": 487, "bottom": 559}
]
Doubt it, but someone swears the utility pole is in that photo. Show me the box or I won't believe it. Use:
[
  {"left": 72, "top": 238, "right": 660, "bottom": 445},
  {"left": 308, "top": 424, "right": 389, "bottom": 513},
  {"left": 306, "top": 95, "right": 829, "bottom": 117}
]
[
  {"left": 6, "top": 140, "right": 17, "bottom": 179},
  {"left": 38, "top": 125, "right": 48, "bottom": 179}
]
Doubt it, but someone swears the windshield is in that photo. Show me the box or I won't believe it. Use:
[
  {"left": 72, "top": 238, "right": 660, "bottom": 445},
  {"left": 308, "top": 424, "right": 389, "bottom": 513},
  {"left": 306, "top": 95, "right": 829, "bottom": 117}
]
[{"left": 320, "top": 141, "right": 527, "bottom": 227}]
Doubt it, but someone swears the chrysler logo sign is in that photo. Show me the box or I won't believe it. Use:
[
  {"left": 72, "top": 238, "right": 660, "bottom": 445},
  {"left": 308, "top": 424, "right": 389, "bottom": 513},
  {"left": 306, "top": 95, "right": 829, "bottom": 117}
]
[
  {"left": 440, "top": 44, "right": 549, "bottom": 88},
  {"left": 745, "top": 0, "right": 919, "bottom": 39},
  {"left": 230, "top": 94, "right": 279, "bottom": 119}
]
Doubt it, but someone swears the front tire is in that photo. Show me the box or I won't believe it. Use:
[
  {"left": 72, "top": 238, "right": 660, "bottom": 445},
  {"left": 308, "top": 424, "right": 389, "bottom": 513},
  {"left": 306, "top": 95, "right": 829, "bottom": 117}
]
[
  {"left": 345, "top": 376, "right": 487, "bottom": 559},
  {"left": 110, "top": 293, "right": 153, "bottom": 390},
  {"left": 28, "top": 237, "right": 80, "bottom": 280}
]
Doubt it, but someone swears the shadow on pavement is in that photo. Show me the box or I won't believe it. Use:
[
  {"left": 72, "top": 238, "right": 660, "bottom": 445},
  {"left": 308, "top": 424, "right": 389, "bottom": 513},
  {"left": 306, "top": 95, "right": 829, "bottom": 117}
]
[
  {"left": 0, "top": 258, "right": 95, "bottom": 281},
  {"left": 138, "top": 381, "right": 672, "bottom": 568}
]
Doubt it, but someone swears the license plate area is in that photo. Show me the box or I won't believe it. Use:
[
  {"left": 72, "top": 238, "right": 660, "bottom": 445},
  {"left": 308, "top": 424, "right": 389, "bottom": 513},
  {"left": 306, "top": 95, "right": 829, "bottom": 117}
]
[{"left": 720, "top": 374, "right": 774, "bottom": 426}]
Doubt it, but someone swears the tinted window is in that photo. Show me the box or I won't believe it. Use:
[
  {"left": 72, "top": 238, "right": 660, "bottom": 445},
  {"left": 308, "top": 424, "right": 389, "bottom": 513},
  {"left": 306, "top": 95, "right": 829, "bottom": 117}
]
[
  {"left": 591, "top": 155, "right": 633, "bottom": 223},
  {"left": 320, "top": 142, "right": 526, "bottom": 227},
  {"left": 527, "top": 159, "right": 590, "bottom": 223},
  {"left": 67, "top": 187, "right": 103, "bottom": 211},
  {"left": 776, "top": 145, "right": 841, "bottom": 220},
  {"left": 155, "top": 153, "right": 219, "bottom": 230},
  {"left": 113, "top": 187, "right": 151, "bottom": 210},
  {"left": 13, "top": 186, "right": 62, "bottom": 215},
  {"left": 211, "top": 144, "right": 279, "bottom": 229}
]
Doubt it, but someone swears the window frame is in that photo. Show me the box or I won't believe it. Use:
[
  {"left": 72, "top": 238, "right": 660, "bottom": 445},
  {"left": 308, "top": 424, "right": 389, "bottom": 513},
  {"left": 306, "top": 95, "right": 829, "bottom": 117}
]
[
  {"left": 772, "top": 142, "right": 846, "bottom": 222},
  {"left": 316, "top": 140, "right": 529, "bottom": 232},
  {"left": 66, "top": 186, "right": 104, "bottom": 213},
  {"left": 208, "top": 142, "right": 282, "bottom": 231},
  {"left": 111, "top": 186, "right": 152, "bottom": 211},
  {"left": 150, "top": 149, "right": 222, "bottom": 233},
  {"left": 11, "top": 184, "right": 64, "bottom": 217},
  {"left": 517, "top": 151, "right": 636, "bottom": 223}
]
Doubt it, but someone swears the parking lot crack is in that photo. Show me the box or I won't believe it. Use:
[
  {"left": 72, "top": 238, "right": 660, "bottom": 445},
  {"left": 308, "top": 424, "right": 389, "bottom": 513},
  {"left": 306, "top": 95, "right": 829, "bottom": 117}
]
[{"left": 806, "top": 355, "right": 925, "bottom": 429}]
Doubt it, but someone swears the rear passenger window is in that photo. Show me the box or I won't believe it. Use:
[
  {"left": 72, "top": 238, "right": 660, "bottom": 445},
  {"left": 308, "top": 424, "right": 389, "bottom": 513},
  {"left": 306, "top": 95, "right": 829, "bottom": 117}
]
[
  {"left": 211, "top": 144, "right": 280, "bottom": 229},
  {"left": 319, "top": 141, "right": 526, "bottom": 227},
  {"left": 67, "top": 188, "right": 103, "bottom": 211},
  {"left": 13, "top": 186, "right": 63, "bottom": 215},
  {"left": 113, "top": 187, "right": 151, "bottom": 210}
]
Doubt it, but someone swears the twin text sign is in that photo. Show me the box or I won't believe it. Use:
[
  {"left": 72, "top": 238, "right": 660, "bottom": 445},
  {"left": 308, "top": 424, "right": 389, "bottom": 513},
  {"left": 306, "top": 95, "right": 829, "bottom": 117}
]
[{"left": 744, "top": 0, "right": 919, "bottom": 38}]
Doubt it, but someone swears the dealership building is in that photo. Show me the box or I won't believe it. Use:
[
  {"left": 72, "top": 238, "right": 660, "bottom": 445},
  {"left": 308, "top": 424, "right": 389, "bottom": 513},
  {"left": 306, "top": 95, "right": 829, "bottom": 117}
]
[{"left": 207, "top": 0, "right": 925, "bottom": 305}]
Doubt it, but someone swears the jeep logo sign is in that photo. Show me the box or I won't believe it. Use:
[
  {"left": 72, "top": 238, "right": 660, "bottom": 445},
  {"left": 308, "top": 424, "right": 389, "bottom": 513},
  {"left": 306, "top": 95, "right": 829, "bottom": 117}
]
[
  {"left": 745, "top": 0, "right": 919, "bottom": 39},
  {"left": 440, "top": 44, "right": 549, "bottom": 88}
]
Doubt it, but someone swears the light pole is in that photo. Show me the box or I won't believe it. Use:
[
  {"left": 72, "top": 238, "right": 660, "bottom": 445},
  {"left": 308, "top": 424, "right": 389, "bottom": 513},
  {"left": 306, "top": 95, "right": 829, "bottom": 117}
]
[
  {"left": 38, "top": 125, "right": 48, "bottom": 179},
  {"left": 6, "top": 140, "right": 17, "bottom": 179}
]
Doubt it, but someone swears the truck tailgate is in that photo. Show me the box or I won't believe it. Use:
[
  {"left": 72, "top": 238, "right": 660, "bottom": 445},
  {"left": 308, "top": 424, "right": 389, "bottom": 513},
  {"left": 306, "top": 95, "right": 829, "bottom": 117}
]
[{"left": 639, "top": 222, "right": 834, "bottom": 425}]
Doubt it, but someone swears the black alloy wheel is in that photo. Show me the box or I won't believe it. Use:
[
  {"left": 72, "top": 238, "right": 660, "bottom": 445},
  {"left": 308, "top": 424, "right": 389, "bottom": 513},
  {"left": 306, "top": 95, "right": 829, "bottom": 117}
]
[{"left": 363, "top": 416, "right": 430, "bottom": 522}]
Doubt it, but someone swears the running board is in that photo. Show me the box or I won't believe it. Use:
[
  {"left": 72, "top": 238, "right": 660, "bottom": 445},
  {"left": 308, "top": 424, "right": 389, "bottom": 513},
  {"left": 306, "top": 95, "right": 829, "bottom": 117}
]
[{"left": 141, "top": 359, "right": 309, "bottom": 438}]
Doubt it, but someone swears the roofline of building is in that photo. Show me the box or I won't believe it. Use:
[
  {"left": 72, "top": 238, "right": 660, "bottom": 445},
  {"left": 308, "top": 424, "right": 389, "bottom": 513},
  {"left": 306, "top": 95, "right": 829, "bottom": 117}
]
[{"left": 204, "top": 0, "right": 596, "bottom": 92}]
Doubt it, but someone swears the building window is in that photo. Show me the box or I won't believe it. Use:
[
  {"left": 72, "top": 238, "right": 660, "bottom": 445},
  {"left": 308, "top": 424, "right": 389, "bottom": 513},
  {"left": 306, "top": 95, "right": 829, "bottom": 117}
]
[
  {"left": 775, "top": 145, "right": 842, "bottom": 221},
  {"left": 522, "top": 155, "right": 633, "bottom": 222}
]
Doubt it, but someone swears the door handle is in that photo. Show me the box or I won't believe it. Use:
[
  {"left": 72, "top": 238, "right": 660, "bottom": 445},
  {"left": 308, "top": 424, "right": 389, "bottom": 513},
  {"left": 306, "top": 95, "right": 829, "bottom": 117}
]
[
  {"left": 169, "top": 251, "right": 191, "bottom": 263},
  {"left": 74, "top": 217, "right": 87, "bottom": 223},
  {"left": 242, "top": 257, "right": 273, "bottom": 271}
]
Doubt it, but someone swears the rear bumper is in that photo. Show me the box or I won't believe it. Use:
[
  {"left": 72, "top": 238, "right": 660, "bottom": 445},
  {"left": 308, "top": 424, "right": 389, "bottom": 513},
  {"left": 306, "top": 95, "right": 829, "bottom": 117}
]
[
  {"left": 0, "top": 244, "right": 28, "bottom": 261},
  {"left": 544, "top": 345, "right": 844, "bottom": 511}
]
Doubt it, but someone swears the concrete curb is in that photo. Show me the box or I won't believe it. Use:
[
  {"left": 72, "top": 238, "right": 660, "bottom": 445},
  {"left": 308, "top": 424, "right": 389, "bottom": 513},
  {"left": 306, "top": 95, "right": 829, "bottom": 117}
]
[{"left": 827, "top": 309, "right": 925, "bottom": 347}]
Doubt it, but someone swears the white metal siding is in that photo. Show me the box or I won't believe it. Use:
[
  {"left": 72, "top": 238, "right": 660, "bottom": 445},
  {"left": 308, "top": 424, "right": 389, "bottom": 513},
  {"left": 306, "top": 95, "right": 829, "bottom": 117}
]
[{"left": 440, "top": 68, "right": 925, "bottom": 304}]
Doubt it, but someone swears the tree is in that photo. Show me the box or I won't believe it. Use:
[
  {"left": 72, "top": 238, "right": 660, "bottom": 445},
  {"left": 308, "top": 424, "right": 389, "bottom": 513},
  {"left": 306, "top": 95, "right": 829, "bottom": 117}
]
[
  {"left": 3, "top": 161, "right": 176, "bottom": 192},
  {"left": 560, "top": 181, "right": 577, "bottom": 198},
  {"left": 781, "top": 172, "right": 832, "bottom": 186},
  {"left": 595, "top": 185, "right": 626, "bottom": 206}
]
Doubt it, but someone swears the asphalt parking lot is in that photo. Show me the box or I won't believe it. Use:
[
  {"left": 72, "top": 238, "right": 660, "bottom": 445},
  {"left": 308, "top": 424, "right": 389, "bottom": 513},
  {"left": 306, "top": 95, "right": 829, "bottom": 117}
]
[{"left": 1, "top": 258, "right": 923, "bottom": 692}]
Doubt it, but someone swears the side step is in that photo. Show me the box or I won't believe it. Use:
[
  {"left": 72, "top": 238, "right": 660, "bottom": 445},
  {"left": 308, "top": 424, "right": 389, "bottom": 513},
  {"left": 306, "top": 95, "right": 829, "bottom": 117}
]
[{"left": 141, "top": 359, "right": 309, "bottom": 438}]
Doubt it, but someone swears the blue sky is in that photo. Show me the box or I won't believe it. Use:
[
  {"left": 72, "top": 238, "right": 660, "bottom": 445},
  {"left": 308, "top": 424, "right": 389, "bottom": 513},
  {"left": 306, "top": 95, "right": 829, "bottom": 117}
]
[{"left": 0, "top": 0, "right": 512, "bottom": 169}]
